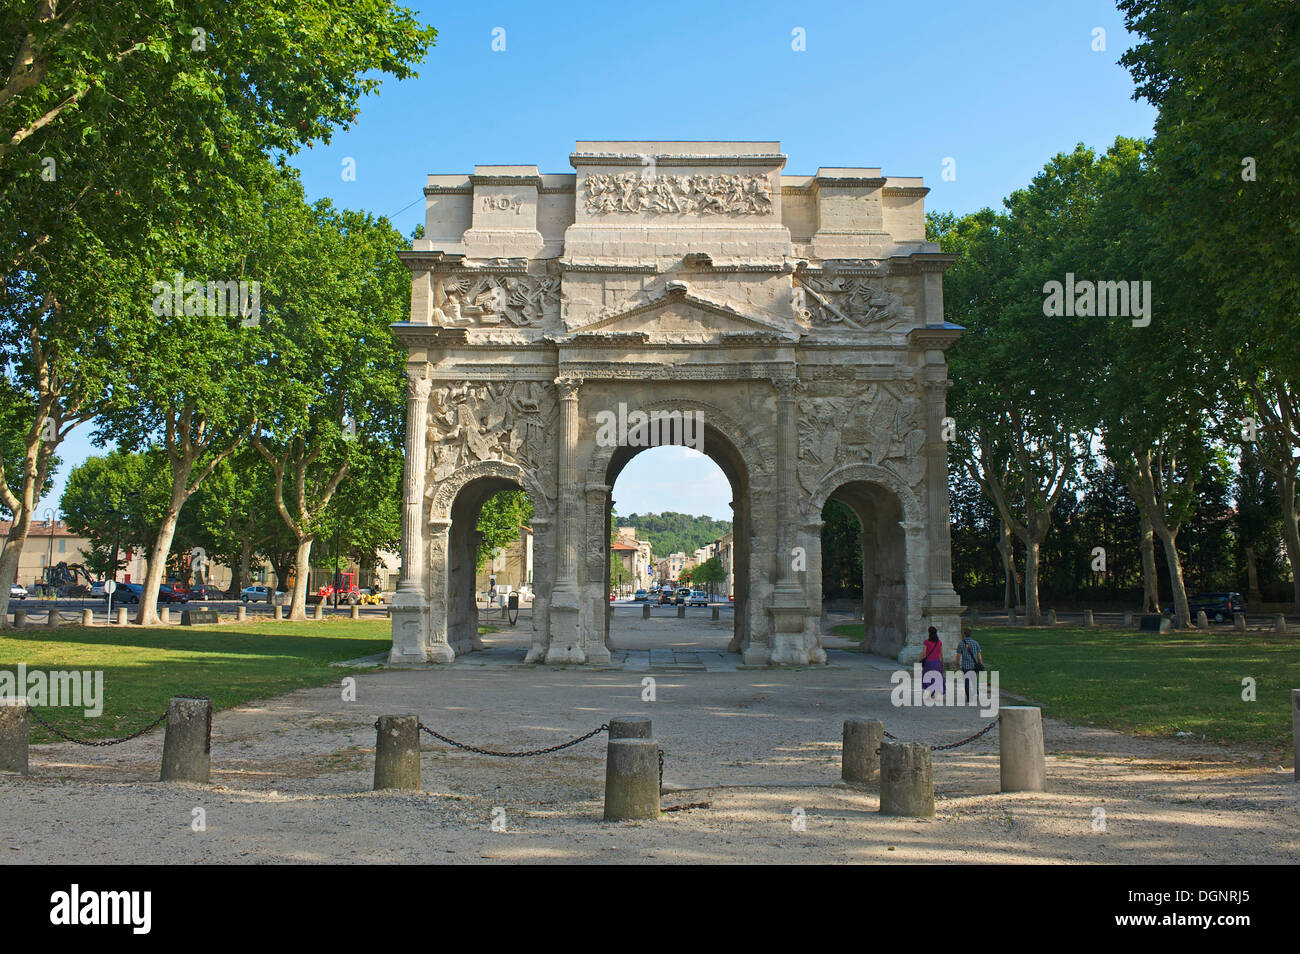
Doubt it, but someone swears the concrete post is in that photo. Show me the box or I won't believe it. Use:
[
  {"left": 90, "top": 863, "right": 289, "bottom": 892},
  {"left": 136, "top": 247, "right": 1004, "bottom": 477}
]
[
  {"left": 116, "top": 607, "right": 128, "bottom": 625},
  {"left": 313, "top": 603, "right": 323, "bottom": 620},
  {"left": 879, "top": 741, "right": 934, "bottom": 816},
  {"left": 1293, "top": 690, "right": 1299, "bottom": 782},
  {"left": 161, "top": 606, "right": 172, "bottom": 624},
  {"left": 236, "top": 605, "right": 246, "bottom": 621},
  {"left": 46, "top": 609, "right": 58, "bottom": 628},
  {"left": 349, "top": 604, "right": 360, "bottom": 620},
  {"left": 1046, "top": 609, "right": 1056, "bottom": 626},
  {"left": 1275, "top": 614, "right": 1287, "bottom": 634},
  {"left": 273, "top": 605, "right": 283, "bottom": 620},
  {"left": 999, "top": 706, "right": 1046, "bottom": 793},
  {"left": 1196, "top": 610, "right": 1209, "bottom": 629},
  {"left": 676, "top": 605, "right": 685, "bottom": 619},
  {"left": 160, "top": 696, "right": 212, "bottom": 783},
  {"left": 81, "top": 608, "right": 94, "bottom": 626},
  {"left": 609, "top": 717, "right": 652, "bottom": 739},
  {"left": 1007, "top": 608, "right": 1016, "bottom": 626},
  {"left": 373, "top": 714, "right": 421, "bottom": 790},
  {"left": 1082, "top": 609, "right": 1094, "bottom": 628},
  {"left": 603, "top": 737, "right": 660, "bottom": 821},
  {"left": 1233, "top": 613, "right": 1246, "bottom": 632},
  {"left": 642, "top": 603, "right": 650, "bottom": 620},
  {"left": 12, "top": 610, "right": 25, "bottom": 628},
  {"left": 1123, "top": 610, "right": 1134, "bottom": 627},
  {"left": 842, "top": 719, "right": 883, "bottom": 784},
  {"left": 711, "top": 606, "right": 720, "bottom": 621},
  {"left": 0, "top": 699, "right": 29, "bottom": 775}
]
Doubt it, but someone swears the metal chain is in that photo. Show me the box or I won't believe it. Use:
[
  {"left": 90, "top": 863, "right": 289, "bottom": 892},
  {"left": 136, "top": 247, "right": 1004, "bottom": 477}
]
[
  {"left": 413, "top": 721, "right": 610, "bottom": 758},
  {"left": 28, "top": 707, "right": 167, "bottom": 747},
  {"left": 658, "top": 747, "right": 664, "bottom": 793},
  {"left": 882, "top": 718, "right": 998, "bottom": 751}
]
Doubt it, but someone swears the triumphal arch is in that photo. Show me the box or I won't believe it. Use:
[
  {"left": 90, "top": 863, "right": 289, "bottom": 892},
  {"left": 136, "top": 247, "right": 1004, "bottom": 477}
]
[{"left": 388, "top": 141, "right": 963, "bottom": 667}]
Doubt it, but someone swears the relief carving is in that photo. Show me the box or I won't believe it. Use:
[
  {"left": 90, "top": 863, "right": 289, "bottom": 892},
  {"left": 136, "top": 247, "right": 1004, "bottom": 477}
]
[
  {"left": 433, "top": 274, "right": 561, "bottom": 327},
  {"left": 427, "top": 381, "right": 553, "bottom": 482},
  {"left": 794, "top": 277, "right": 914, "bottom": 331},
  {"left": 797, "top": 384, "right": 927, "bottom": 491},
  {"left": 584, "top": 173, "right": 772, "bottom": 215}
]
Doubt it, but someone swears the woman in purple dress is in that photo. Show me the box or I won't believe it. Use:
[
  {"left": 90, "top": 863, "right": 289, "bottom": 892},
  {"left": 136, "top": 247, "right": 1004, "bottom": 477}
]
[{"left": 921, "top": 626, "right": 945, "bottom": 701}]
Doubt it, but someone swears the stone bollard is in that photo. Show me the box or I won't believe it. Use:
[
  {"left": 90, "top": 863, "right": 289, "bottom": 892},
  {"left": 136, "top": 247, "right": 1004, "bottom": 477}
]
[
  {"left": 161, "top": 606, "right": 172, "bottom": 624},
  {"left": 373, "top": 715, "right": 421, "bottom": 790},
  {"left": 999, "top": 706, "right": 1046, "bottom": 792},
  {"left": 1234, "top": 613, "right": 1246, "bottom": 633},
  {"left": 273, "top": 605, "right": 283, "bottom": 620},
  {"left": 351, "top": 604, "right": 360, "bottom": 620},
  {"left": 1007, "top": 608, "right": 1016, "bottom": 626},
  {"left": 1123, "top": 610, "right": 1134, "bottom": 627},
  {"left": 609, "top": 717, "right": 652, "bottom": 740},
  {"left": 116, "top": 607, "right": 128, "bottom": 625},
  {"left": 842, "top": 719, "right": 884, "bottom": 784},
  {"left": 12, "top": 610, "right": 25, "bottom": 628},
  {"left": 1046, "top": 609, "right": 1056, "bottom": 626},
  {"left": 1082, "top": 609, "right": 1095, "bottom": 628},
  {"left": 1293, "top": 690, "right": 1299, "bottom": 782},
  {"left": 1275, "top": 614, "right": 1287, "bottom": 634},
  {"left": 160, "top": 696, "right": 212, "bottom": 783},
  {"left": 642, "top": 603, "right": 650, "bottom": 620},
  {"left": 313, "top": 603, "right": 323, "bottom": 620},
  {"left": 1196, "top": 610, "right": 1209, "bottom": 629},
  {"left": 81, "top": 608, "right": 94, "bottom": 626},
  {"left": 0, "top": 698, "right": 30, "bottom": 775},
  {"left": 603, "top": 737, "right": 660, "bottom": 821},
  {"left": 676, "top": 605, "right": 685, "bottom": 619},
  {"left": 236, "top": 605, "right": 246, "bottom": 621},
  {"left": 711, "top": 606, "right": 719, "bottom": 621},
  {"left": 46, "top": 609, "right": 59, "bottom": 628},
  {"left": 879, "top": 742, "right": 934, "bottom": 816}
]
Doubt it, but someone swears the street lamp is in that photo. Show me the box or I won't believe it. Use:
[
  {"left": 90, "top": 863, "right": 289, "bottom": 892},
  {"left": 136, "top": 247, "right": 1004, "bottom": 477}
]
[
  {"left": 43, "top": 509, "right": 54, "bottom": 596},
  {"left": 107, "top": 490, "right": 139, "bottom": 615}
]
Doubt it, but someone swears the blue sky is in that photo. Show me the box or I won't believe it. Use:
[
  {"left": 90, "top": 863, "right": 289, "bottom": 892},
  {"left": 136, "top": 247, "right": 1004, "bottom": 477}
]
[{"left": 45, "top": 0, "right": 1155, "bottom": 523}]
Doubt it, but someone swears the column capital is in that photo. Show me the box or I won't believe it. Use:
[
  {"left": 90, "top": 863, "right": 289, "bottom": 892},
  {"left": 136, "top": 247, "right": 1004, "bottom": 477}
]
[
  {"left": 407, "top": 371, "right": 433, "bottom": 401},
  {"left": 771, "top": 376, "right": 802, "bottom": 398},
  {"left": 554, "top": 374, "right": 582, "bottom": 400}
]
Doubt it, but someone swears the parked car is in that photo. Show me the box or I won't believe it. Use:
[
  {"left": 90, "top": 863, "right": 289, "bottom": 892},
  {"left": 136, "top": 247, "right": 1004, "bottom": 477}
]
[
  {"left": 113, "top": 582, "right": 142, "bottom": 604},
  {"left": 633, "top": 589, "right": 648, "bottom": 602},
  {"left": 689, "top": 589, "right": 709, "bottom": 606},
  {"left": 88, "top": 580, "right": 107, "bottom": 598},
  {"left": 240, "top": 585, "right": 284, "bottom": 603},
  {"left": 675, "top": 587, "right": 691, "bottom": 605},
  {"left": 1167, "top": 592, "right": 1245, "bottom": 623},
  {"left": 9, "top": 583, "right": 27, "bottom": 600},
  {"left": 157, "top": 585, "right": 190, "bottom": 604},
  {"left": 188, "top": 585, "right": 224, "bottom": 601},
  {"left": 658, "top": 587, "right": 674, "bottom": 605}
]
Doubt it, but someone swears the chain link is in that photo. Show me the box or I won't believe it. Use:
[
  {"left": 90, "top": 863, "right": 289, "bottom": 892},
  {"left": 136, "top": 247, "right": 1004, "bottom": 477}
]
[
  {"left": 882, "top": 718, "right": 998, "bottom": 751},
  {"left": 28, "top": 707, "right": 167, "bottom": 747},
  {"left": 414, "top": 721, "right": 609, "bottom": 758}
]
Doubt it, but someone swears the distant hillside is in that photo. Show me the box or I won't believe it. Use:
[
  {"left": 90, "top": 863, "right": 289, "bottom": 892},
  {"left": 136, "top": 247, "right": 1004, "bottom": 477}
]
[{"left": 619, "top": 512, "right": 732, "bottom": 562}]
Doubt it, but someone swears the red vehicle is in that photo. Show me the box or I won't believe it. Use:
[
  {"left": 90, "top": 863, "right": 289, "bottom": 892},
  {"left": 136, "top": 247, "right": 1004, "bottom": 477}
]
[{"left": 318, "top": 571, "right": 361, "bottom": 604}]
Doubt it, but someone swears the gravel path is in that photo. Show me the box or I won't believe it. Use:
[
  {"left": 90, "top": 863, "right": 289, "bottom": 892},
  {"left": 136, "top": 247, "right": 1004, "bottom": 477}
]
[{"left": 2, "top": 615, "right": 1297, "bottom": 864}]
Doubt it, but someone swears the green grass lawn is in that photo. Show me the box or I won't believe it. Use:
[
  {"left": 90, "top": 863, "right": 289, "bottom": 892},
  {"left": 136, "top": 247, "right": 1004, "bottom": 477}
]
[
  {"left": 832, "top": 623, "right": 1299, "bottom": 750},
  {"left": 0, "top": 619, "right": 392, "bottom": 743}
]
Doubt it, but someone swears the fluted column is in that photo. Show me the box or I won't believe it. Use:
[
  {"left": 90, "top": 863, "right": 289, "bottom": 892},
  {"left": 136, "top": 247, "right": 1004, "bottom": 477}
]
[
  {"left": 390, "top": 370, "right": 435, "bottom": 664},
  {"left": 767, "top": 376, "right": 813, "bottom": 665},
  {"left": 545, "top": 374, "right": 585, "bottom": 664},
  {"left": 921, "top": 375, "right": 962, "bottom": 662}
]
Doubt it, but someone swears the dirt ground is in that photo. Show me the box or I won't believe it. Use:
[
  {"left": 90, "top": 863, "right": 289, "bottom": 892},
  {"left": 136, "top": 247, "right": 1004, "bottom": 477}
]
[{"left": 2, "top": 613, "right": 1297, "bottom": 864}]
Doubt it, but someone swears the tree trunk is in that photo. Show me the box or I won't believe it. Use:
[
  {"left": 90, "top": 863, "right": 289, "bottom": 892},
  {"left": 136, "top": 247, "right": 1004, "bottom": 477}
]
[
  {"left": 136, "top": 500, "right": 184, "bottom": 625},
  {"left": 231, "top": 535, "right": 253, "bottom": 597},
  {"left": 1023, "top": 537, "right": 1042, "bottom": 625},
  {"left": 1138, "top": 510, "right": 1160, "bottom": 612},
  {"left": 289, "top": 536, "right": 314, "bottom": 620},
  {"left": 997, "top": 520, "right": 1017, "bottom": 609},
  {"left": 1278, "top": 471, "right": 1300, "bottom": 613},
  {"left": 1157, "top": 529, "right": 1190, "bottom": 626},
  {"left": 0, "top": 510, "right": 35, "bottom": 626}
]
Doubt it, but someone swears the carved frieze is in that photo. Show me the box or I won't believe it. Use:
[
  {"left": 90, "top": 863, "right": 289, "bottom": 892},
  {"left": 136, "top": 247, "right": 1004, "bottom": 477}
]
[
  {"left": 797, "top": 382, "right": 927, "bottom": 492},
  {"left": 432, "top": 274, "right": 561, "bottom": 327},
  {"left": 583, "top": 173, "right": 772, "bottom": 215},
  {"left": 427, "top": 381, "right": 554, "bottom": 483},
  {"left": 793, "top": 277, "right": 914, "bottom": 332}
]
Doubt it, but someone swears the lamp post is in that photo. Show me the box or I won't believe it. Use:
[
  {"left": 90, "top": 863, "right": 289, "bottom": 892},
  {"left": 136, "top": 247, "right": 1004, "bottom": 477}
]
[
  {"left": 43, "top": 509, "right": 54, "bottom": 597},
  {"left": 106, "top": 490, "right": 139, "bottom": 616}
]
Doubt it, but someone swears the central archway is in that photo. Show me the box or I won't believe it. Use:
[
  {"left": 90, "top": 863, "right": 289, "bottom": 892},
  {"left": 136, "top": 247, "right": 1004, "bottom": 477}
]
[{"left": 583, "top": 400, "right": 765, "bottom": 658}]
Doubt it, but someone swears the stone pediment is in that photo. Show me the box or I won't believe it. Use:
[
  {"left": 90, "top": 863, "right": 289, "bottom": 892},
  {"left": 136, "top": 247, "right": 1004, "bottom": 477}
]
[{"left": 569, "top": 282, "right": 794, "bottom": 342}]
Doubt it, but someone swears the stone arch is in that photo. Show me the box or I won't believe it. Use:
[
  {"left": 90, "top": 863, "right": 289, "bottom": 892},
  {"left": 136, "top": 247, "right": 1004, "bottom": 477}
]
[
  {"left": 429, "top": 457, "right": 553, "bottom": 523},
  {"left": 808, "top": 462, "right": 923, "bottom": 659},
  {"left": 581, "top": 397, "right": 771, "bottom": 657}
]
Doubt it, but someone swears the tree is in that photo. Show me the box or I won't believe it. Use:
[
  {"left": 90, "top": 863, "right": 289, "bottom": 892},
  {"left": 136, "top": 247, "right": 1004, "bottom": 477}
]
[{"left": 477, "top": 491, "right": 534, "bottom": 570}]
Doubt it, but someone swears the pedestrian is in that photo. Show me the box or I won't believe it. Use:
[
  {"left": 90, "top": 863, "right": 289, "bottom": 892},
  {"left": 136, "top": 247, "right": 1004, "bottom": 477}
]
[
  {"left": 956, "top": 628, "right": 984, "bottom": 705},
  {"left": 921, "top": 625, "right": 944, "bottom": 701}
]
